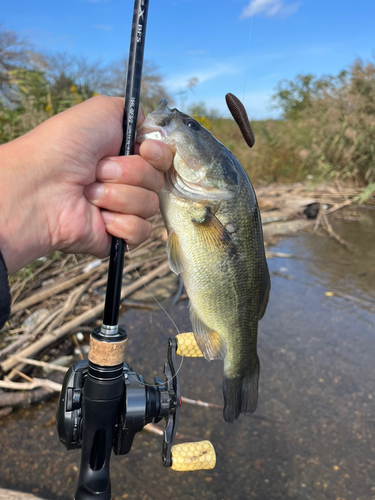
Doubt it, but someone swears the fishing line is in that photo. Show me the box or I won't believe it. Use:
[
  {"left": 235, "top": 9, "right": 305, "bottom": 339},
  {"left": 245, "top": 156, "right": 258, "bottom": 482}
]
[
  {"left": 242, "top": 15, "right": 254, "bottom": 105},
  {"left": 125, "top": 243, "right": 185, "bottom": 388}
]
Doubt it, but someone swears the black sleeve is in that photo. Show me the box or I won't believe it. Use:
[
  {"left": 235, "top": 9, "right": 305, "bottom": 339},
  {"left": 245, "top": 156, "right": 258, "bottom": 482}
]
[{"left": 0, "top": 250, "right": 10, "bottom": 331}]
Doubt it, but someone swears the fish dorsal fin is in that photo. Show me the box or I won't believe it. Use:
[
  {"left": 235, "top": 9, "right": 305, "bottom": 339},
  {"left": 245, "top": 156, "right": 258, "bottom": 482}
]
[
  {"left": 166, "top": 230, "right": 184, "bottom": 275},
  {"left": 192, "top": 207, "right": 233, "bottom": 250},
  {"left": 258, "top": 263, "right": 271, "bottom": 320},
  {"left": 189, "top": 303, "right": 227, "bottom": 360}
]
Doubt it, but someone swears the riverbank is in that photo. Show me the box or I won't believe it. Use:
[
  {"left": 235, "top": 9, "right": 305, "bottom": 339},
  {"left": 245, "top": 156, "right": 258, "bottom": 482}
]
[
  {"left": 1, "top": 181, "right": 374, "bottom": 411},
  {"left": 0, "top": 209, "right": 374, "bottom": 499}
]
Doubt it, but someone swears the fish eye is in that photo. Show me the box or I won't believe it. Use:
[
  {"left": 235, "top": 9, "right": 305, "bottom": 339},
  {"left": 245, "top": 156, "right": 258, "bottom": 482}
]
[{"left": 186, "top": 120, "right": 200, "bottom": 130}]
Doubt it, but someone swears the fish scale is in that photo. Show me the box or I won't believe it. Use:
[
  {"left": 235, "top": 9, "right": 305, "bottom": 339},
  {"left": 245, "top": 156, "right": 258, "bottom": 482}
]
[{"left": 137, "top": 99, "right": 270, "bottom": 422}]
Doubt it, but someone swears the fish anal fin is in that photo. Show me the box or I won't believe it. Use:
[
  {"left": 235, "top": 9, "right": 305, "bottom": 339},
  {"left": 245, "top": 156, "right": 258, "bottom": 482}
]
[
  {"left": 189, "top": 304, "right": 226, "bottom": 360},
  {"left": 166, "top": 230, "right": 184, "bottom": 275},
  {"left": 192, "top": 207, "right": 232, "bottom": 249},
  {"left": 258, "top": 262, "right": 271, "bottom": 320}
]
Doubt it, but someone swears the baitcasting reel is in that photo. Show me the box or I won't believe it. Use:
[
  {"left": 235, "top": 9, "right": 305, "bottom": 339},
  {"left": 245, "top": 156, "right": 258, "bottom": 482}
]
[
  {"left": 57, "top": 330, "right": 180, "bottom": 466},
  {"left": 56, "top": 328, "right": 215, "bottom": 499}
]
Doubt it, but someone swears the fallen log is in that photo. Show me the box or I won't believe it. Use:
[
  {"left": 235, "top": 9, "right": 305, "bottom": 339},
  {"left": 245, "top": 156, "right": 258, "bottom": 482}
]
[
  {"left": 0, "top": 388, "right": 54, "bottom": 408},
  {"left": 262, "top": 219, "right": 313, "bottom": 238}
]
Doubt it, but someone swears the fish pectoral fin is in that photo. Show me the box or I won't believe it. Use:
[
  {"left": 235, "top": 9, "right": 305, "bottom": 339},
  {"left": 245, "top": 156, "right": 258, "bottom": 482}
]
[
  {"left": 258, "top": 263, "right": 271, "bottom": 320},
  {"left": 189, "top": 304, "right": 227, "bottom": 360},
  {"left": 166, "top": 230, "right": 184, "bottom": 275},
  {"left": 192, "top": 207, "right": 233, "bottom": 249}
]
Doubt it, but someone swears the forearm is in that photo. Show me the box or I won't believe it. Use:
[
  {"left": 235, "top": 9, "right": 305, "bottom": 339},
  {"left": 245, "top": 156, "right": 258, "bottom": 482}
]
[{"left": 0, "top": 135, "right": 51, "bottom": 274}]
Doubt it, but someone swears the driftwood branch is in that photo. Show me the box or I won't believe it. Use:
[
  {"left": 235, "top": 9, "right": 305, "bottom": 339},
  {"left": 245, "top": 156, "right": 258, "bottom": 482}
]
[
  {"left": 11, "top": 263, "right": 108, "bottom": 314},
  {"left": 13, "top": 356, "right": 69, "bottom": 373},
  {"left": 0, "top": 388, "right": 54, "bottom": 408},
  {"left": 181, "top": 396, "right": 222, "bottom": 409},
  {"left": 0, "top": 377, "right": 62, "bottom": 392},
  {"left": 1, "top": 260, "right": 170, "bottom": 373},
  {"left": 0, "top": 488, "right": 47, "bottom": 500},
  {"left": 315, "top": 208, "right": 357, "bottom": 252}
]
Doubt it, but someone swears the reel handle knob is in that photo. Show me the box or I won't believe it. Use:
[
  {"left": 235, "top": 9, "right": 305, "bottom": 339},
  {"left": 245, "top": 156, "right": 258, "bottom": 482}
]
[
  {"left": 170, "top": 440, "right": 216, "bottom": 471},
  {"left": 175, "top": 333, "right": 203, "bottom": 357}
]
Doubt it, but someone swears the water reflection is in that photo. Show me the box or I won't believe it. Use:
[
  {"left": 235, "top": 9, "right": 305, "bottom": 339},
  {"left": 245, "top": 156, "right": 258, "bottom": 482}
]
[{"left": 302, "top": 206, "right": 375, "bottom": 304}]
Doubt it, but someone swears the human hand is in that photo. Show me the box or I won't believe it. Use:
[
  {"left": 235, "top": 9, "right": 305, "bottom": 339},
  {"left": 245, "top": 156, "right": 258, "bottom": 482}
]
[{"left": 0, "top": 96, "right": 173, "bottom": 274}]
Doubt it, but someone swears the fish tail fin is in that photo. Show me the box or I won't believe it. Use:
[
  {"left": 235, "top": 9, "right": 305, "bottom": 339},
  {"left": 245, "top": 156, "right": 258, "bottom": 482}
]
[{"left": 223, "top": 358, "right": 260, "bottom": 423}]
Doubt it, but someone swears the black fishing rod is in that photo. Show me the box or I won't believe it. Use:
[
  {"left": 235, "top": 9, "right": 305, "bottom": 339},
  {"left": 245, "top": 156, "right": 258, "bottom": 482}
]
[
  {"left": 103, "top": 0, "right": 149, "bottom": 328},
  {"left": 57, "top": 3, "right": 216, "bottom": 498}
]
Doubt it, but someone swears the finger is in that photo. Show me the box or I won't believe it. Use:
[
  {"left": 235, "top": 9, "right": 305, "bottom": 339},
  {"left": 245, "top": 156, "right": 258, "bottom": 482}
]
[
  {"left": 101, "top": 212, "right": 152, "bottom": 247},
  {"left": 139, "top": 140, "right": 174, "bottom": 172},
  {"left": 84, "top": 182, "right": 159, "bottom": 219},
  {"left": 96, "top": 155, "right": 164, "bottom": 192}
]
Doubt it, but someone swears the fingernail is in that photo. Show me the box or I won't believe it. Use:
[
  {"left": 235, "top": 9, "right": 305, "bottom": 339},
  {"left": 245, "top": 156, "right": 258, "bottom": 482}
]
[
  {"left": 85, "top": 182, "right": 105, "bottom": 201},
  {"left": 102, "top": 211, "right": 114, "bottom": 225},
  {"left": 98, "top": 161, "right": 122, "bottom": 180},
  {"left": 137, "top": 106, "right": 145, "bottom": 125},
  {"left": 143, "top": 141, "right": 162, "bottom": 161}
]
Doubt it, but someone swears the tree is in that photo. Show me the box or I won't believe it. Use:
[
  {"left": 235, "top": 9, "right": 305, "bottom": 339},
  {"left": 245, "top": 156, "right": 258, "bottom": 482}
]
[
  {"left": 271, "top": 59, "right": 375, "bottom": 185},
  {"left": 106, "top": 58, "right": 172, "bottom": 113},
  {"left": 0, "top": 24, "right": 35, "bottom": 106},
  {"left": 40, "top": 52, "right": 171, "bottom": 114},
  {"left": 0, "top": 24, "right": 172, "bottom": 141},
  {"left": 271, "top": 73, "right": 345, "bottom": 120}
]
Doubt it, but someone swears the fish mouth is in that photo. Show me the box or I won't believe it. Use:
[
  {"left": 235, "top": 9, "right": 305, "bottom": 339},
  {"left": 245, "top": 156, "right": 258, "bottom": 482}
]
[
  {"left": 136, "top": 125, "right": 166, "bottom": 143},
  {"left": 137, "top": 98, "right": 176, "bottom": 143}
]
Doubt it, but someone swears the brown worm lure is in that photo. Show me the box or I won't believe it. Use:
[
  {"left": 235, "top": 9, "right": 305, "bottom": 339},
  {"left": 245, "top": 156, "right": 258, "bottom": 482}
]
[{"left": 225, "top": 93, "right": 255, "bottom": 148}]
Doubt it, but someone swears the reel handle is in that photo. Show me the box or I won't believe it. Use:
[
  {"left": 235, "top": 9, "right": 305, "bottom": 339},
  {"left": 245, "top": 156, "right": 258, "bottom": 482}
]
[
  {"left": 175, "top": 332, "right": 203, "bottom": 357},
  {"left": 171, "top": 441, "right": 216, "bottom": 471},
  {"left": 170, "top": 333, "right": 216, "bottom": 472}
]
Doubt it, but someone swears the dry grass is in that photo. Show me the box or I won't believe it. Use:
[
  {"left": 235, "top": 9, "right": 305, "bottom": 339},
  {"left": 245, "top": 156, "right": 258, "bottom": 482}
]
[
  {"left": 207, "top": 59, "right": 375, "bottom": 194},
  {"left": 210, "top": 118, "right": 306, "bottom": 184}
]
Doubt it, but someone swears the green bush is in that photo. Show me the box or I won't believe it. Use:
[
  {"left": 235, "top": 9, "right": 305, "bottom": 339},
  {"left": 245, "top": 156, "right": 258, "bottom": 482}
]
[
  {"left": 272, "top": 59, "right": 375, "bottom": 185},
  {"left": 211, "top": 58, "right": 375, "bottom": 188}
]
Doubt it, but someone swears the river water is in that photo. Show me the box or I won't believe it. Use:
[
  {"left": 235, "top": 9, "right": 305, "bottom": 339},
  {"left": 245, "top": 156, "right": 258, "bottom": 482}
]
[{"left": 0, "top": 206, "right": 374, "bottom": 500}]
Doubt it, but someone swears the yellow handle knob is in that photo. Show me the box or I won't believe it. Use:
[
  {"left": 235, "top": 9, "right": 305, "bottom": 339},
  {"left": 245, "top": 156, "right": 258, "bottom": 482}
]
[
  {"left": 171, "top": 440, "right": 216, "bottom": 471},
  {"left": 176, "top": 332, "right": 203, "bottom": 357}
]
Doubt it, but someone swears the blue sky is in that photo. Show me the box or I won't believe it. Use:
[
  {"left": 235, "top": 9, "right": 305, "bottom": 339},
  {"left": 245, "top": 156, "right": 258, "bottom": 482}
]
[{"left": 2, "top": 0, "right": 374, "bottom": 119}]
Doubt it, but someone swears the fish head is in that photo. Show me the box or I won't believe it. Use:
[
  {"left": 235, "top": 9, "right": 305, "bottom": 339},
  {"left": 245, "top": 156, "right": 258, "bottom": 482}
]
[{"left": 137, "top": 99, "right": 240, "bottom": 201}]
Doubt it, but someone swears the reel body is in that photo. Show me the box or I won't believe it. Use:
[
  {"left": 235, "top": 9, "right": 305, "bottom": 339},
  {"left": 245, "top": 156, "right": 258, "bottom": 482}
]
[
  {"left": 57, "top": 335, "right": 180, "bottom": 458},
  {"left": 57, "top": 331, "right": 215, "bottom": 499}
]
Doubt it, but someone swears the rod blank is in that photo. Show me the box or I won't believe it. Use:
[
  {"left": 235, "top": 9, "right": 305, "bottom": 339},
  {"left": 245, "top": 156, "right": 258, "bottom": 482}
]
[{"left": 103, "top": 0, "right": 150, "bottom": 327}]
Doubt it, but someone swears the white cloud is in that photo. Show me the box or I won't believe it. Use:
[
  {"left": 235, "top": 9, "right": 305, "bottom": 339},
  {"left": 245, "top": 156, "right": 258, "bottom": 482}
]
[
  {"left": 240, "top": 0, "right": 300, "bottom": 18},
  {"left": 165, "top": 62, "right": 238, "bottom": 92}
]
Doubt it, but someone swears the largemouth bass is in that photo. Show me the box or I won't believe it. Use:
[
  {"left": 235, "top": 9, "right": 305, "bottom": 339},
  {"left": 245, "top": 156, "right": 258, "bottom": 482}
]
[{"left": 137, "top": 99, "right": 270, "bottom": 422}]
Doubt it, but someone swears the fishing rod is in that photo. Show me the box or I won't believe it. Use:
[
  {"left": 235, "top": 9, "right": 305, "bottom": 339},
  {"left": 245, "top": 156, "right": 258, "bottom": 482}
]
[
  {"left": 102, "top": 0, "right": 147, "bottom": 328},
  {"left": 56, "top": 2, "right": 216, "bottom": 499}
]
